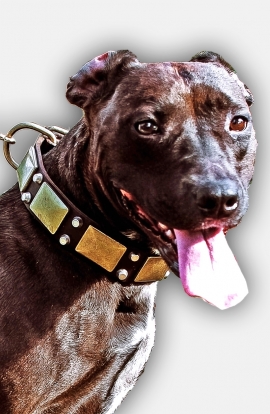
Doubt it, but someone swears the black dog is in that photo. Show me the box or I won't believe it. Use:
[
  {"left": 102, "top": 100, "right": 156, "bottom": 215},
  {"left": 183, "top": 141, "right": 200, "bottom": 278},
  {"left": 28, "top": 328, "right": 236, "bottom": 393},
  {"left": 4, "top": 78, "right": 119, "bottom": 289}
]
[{"left": 0, "top": 50, "right": 257, "bottom": 413}]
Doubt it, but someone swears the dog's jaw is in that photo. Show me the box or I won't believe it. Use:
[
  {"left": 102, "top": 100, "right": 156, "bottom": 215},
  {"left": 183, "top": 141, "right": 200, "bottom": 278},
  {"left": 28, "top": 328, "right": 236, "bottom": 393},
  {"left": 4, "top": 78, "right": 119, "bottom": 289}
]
[{"left": 118, "top": 188, "right": 248, "bottom": 310}]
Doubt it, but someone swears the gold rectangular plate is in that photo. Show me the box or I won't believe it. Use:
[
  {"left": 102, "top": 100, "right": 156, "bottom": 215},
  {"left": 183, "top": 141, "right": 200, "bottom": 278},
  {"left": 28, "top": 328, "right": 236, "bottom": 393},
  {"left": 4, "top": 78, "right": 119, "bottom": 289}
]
[
  {"left": 17, "top": 146, "right": 38, "bottom": 191},
  {"left": 134, "top": 257, "right": 169, "bottom": 283},
  {"left": 75, "top": 225, "right": 127, "bottom": 272},
  {"left": 30, "top": 183, "right": 69, "bottom": 234}
]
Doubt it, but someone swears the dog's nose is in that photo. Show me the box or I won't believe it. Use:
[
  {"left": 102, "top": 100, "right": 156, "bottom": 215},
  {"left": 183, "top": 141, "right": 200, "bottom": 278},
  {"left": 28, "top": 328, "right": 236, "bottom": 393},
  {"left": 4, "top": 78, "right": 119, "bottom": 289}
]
[{"left": 195, "top": 181, "right": 239, "bottom": 217}]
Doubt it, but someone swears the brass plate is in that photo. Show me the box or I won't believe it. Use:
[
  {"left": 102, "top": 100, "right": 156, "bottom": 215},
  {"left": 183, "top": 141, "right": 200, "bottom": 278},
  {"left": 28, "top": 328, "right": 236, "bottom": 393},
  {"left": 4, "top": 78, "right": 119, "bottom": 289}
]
[
  {"left": 17, "top": 146, "right": 38, "bottom": 191},
  {"left": 30, "top": 183, "right": 69, "bottom": 234},
  {"left": 75, "top": 226, "right": 127, "bottom": 272},
  {"left": 134, "top": 257, "right": 169, "bottom": 283}
]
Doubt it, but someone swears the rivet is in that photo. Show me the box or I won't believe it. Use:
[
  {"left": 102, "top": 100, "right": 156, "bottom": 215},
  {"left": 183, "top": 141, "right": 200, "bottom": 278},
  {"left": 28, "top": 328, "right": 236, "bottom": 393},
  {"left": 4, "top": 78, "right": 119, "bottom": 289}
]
[
  {"left": 72, "top": 216, "right": 83, "bottom": 228},
  {"left": 21, "top": 192, "right": 32, "bottom": 203},
  {"left": 116, "top": 269, "right": 128, "bottom": 281},
  {"left": 164, "top": 270, "right": 170, "bottom": 279},
  {"left": 130, "top": 252, "right": 140, "bottom": 262},
  {"left": 59, "top": 234, "right": 70, "bottom": 245},
  {"left": 33, "top": 173, "right": 43, "bottom": 184}
]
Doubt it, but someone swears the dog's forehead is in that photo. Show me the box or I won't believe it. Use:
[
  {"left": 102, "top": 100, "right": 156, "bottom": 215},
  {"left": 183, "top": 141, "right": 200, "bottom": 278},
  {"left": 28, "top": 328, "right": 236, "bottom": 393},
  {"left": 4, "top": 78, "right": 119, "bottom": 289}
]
[
  {"left": 116, "top": 62, "right": 183, "bottom": 102},
  {"left": 115, "top": 61, "right": 245, "bottom": 106}
]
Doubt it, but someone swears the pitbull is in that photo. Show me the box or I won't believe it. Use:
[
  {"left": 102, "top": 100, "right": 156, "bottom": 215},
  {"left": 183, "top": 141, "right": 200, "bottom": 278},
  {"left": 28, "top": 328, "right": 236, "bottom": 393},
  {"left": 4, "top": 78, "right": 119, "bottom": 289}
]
[{"left": 0, "top": 50, "right": 257, "bottom": 413}]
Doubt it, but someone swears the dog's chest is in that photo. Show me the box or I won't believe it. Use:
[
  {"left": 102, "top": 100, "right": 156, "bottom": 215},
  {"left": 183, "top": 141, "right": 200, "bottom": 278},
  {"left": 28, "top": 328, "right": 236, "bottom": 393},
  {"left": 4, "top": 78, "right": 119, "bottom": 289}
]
[{"left": 1, "top": 259, "right": 157, "bottom": 413}]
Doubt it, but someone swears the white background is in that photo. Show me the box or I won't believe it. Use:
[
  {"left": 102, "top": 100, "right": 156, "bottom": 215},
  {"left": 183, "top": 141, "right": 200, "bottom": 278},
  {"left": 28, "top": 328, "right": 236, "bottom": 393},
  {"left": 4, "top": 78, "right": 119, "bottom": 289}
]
[{"left": 0, "top": 1, "right": 268, "bottom": 413}]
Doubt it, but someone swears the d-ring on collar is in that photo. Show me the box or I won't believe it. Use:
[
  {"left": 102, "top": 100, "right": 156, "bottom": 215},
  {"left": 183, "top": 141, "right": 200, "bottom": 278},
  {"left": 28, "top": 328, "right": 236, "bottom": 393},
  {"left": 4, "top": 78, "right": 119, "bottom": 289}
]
[{"left": 17, "top": 135, "right": 169, "bottom": 284}]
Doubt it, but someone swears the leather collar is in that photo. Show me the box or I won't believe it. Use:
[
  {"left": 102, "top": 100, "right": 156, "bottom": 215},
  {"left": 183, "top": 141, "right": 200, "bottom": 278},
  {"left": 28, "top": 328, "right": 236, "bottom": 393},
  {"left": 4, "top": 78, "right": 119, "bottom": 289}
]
[{"left": 16, "top": 135, "right": 169, "bottom": 284}]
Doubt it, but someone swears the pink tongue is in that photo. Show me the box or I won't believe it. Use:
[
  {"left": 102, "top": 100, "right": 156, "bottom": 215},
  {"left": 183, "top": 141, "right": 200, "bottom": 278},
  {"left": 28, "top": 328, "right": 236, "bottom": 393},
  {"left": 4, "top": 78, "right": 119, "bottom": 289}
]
[{"left": 174, "top": 228, "right": 248, "bottom": 310}]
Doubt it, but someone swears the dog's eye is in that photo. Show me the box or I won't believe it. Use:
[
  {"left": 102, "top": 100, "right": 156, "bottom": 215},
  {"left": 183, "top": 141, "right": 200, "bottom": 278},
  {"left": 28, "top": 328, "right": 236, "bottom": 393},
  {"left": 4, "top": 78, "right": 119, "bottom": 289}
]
[
  {"left": 229, "top": 116, "right": 248, "bottom": 132},
  {"left": 135, "top": 121, "right": 159, "bottom": 135}
]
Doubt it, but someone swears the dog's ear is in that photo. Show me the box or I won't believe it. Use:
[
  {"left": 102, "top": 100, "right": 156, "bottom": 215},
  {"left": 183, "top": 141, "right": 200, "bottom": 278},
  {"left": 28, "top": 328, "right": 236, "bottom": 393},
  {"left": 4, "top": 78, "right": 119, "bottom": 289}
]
[
  {"left": 66, "top": 50, "right": 139, "bottom": 109},
  {"left": 190, "top": 51, "right": 254, "bottom": 106}
]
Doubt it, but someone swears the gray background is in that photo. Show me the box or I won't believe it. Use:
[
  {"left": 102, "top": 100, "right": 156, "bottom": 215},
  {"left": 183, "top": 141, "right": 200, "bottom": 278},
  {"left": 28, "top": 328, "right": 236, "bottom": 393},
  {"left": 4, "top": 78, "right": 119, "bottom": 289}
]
[{"left": 0, "top": 0, "right": 268, "bottom": 413}]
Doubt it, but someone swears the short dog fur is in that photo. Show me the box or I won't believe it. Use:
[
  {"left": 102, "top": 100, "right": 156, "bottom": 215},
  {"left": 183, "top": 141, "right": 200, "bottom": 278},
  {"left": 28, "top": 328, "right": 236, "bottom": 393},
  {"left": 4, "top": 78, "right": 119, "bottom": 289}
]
[{"left": 0, "top": 50, "right": 257, "bottom": 413}]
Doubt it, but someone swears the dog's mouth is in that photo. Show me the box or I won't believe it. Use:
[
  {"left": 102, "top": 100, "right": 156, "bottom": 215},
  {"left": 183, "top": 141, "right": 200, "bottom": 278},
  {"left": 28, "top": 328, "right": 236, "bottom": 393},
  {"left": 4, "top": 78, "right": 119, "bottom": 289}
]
[
  {"left": 119, "top": 188, "right": 248, "bottom": 310},
  {"left": 119, "top": 189, "right": 178, "bottom": 249}
]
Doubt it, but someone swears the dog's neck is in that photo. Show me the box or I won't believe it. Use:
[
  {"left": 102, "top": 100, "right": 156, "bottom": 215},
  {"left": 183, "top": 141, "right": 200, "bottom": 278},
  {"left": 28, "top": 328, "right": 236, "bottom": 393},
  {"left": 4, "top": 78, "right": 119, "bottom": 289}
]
[{"left": 42, "top": 119, "right": 149, "bottom": 247}]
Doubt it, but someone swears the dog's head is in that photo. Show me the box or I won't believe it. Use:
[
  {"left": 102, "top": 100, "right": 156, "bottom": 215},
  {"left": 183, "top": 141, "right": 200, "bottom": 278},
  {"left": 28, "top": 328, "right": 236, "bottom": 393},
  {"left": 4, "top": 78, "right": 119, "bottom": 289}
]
[{"left": 66, "top": 50, "right": 257, "bottom": 309}]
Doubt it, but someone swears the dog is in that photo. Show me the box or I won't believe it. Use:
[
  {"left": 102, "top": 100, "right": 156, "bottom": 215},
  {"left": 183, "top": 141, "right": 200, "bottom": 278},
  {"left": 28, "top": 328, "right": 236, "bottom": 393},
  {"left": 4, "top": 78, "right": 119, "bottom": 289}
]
[{"left": 0, "top": 50, "right": 257, "bottom": 413}]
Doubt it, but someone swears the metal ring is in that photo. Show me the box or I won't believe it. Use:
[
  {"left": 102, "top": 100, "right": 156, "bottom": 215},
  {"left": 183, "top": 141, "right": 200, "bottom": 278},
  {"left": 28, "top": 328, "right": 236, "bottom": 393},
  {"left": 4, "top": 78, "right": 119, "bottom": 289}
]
[{"left": 3, "top": 122, "right": 63, "bottom": 170}]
